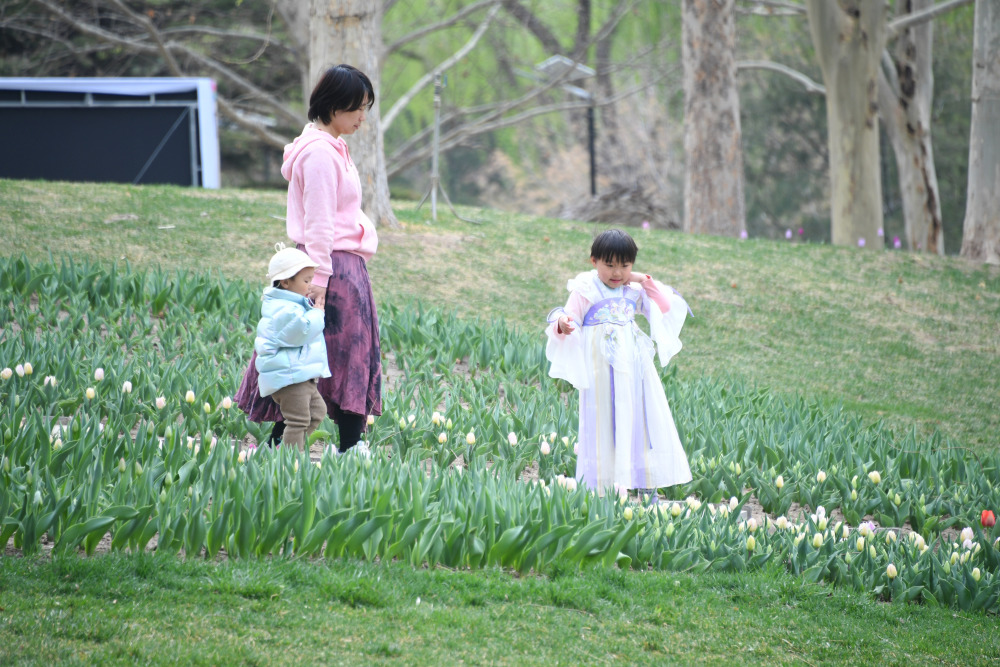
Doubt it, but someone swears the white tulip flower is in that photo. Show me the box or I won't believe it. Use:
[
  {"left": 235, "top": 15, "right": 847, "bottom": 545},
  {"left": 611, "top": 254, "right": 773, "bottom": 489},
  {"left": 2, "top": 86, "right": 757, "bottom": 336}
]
[
  {"left": 94, "top": 368, "right": 105, "bottom": 381},
  {"left": 466, "top": 431, "right": 476, "bottom": 445},
  {"left": 540, "top": 442, "right": 551, "bottom": 456},
  {"left": 816, "top": 470, "right": 826, "bottom": 483},
  {"left": 85, "top": 387, "right": 96, "bottom": 400},
  {"left": 868, "top": 470, "right": 881, "bottom": 485},
  {"left": 122, "top": 380, "right": 133, "bottom": 393},
  {"left": 775, "top": 475, "right": 784, "bottom": 489},
  {"left": 155, "top": 396, "right": 166, "bottom": 410},
  {"left": 221, "top": 396, "right": 233, "bottom": 410},
  {"left": 0, "top": 368, "right": 11, "bottom": 380},
  {"left": 185, "top": 390, "right": 195, "bottom": 404},
  {"left": 886, "top": 563, "right": 897, "bottom": 579},
  {"left": 508, "top": 432, "right": 518, "bottom": 446}
]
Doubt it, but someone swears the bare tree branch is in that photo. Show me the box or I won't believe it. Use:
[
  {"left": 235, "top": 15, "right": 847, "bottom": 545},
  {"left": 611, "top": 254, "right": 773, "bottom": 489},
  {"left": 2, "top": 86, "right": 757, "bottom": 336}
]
[
  {"left": 107, "top": 0, "right": 183, "bottom": 75},
  {"left": 738, "top": 59, "right": 826, "bottom": 95},
  {"left": 384, "top": 0, "right": 498, "bottom": 56},
  {"left": 886, "top": 0, "right": 973, "bottom": 40},
  {"left": 30, "top": 0, "right": 301, "bottom": 130},
  {"left": 737, "top": 0, "right": 805, "bottom": 15},
  {"left": 383, "top": 2, "right": 500, "bottom": 130},
  {"left": 501, "top": 0, "right": 563, "bottom": 55},
  {"left": 387, "top": 74, "right": 668, "bottom": 176}
]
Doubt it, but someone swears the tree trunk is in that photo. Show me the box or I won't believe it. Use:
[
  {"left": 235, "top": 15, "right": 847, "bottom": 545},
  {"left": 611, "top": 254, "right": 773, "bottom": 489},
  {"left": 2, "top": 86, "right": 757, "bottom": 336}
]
[
  {"left": 309, "top": 0, "right": 398, "bottom": 227},
  {"left": 806, "top": 0, "right": 887, "bottom": 247},
  {"left": 681, "top": 0, "right": 746, "bottom": 236},
  {"left": 879, "top": 0, "right": 944, "bottom": 254},
  {"left": 960, "top": 0, "right": 1000, "bottom": 264}
]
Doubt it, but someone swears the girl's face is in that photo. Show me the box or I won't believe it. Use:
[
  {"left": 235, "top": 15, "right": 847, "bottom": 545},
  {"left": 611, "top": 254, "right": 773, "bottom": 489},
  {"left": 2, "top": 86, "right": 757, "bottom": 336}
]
[
  {"left": 280, "top": 267, "right": 315, "bottom": 298},
  {"left": 328, "top": 97, "right": 369, "bottom": 138},
  {"left": 592, "top": 256, "right": 632, "bottom": 289}
]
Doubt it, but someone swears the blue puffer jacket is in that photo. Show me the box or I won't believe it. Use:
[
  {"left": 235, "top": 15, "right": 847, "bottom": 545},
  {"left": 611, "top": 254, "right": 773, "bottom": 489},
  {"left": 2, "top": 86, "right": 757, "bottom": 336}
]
[{"left": 254, "top": 287, "right": 330, "bottom": 397}]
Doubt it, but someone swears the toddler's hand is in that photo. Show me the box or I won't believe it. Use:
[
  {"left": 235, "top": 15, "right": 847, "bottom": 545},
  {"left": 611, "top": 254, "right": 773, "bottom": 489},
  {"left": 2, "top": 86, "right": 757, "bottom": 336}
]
[
  {"left": 628, "top": 272, "right": 649, "bottom": 284},
  {"left": 307, "top": 284, "right": 326, "bottom": 309},
  {"left": 557, "top": 315, "right": 575, "bottom": 334}
]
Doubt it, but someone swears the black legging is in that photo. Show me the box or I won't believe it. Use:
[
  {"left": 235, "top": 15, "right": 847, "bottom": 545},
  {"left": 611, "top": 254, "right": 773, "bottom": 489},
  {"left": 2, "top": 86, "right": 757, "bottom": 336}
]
[{"left": 268, "top": 406, "right": 366, "bottom": 452}]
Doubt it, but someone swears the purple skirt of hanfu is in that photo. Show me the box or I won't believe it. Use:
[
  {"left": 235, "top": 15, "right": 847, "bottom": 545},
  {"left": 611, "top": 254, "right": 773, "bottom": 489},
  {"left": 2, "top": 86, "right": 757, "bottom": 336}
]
[{"left": 235, "top": 249, "right": 382, "bottom": 423}]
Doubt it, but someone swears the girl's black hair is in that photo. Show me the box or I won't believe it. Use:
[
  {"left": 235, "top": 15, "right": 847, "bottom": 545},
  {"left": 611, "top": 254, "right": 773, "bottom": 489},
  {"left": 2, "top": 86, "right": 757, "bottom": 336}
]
[
  {"left": 590, "top": 228, "right": 638, "bottom": 264},
  {"left": 308, "top": 64, "right": 375, "bottom": 124}
]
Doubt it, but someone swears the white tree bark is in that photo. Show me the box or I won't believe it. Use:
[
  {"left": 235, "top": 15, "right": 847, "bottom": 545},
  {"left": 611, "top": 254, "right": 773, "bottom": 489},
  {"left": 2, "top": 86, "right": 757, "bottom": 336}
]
[
  {"left": 682, "top": 0, "right": 746, "bottom": 236},
  {"left": 960, "top": 0, "right": 1000, "bottom": 264},
  {"left": 309, "top": 0, "right": 397, "bottom": 227},
  {"left": 806, "top": 0, "right": 887, "bottom": 247},
  {"left": 879, "top": 0, "right": 944, "bottom": 254}
]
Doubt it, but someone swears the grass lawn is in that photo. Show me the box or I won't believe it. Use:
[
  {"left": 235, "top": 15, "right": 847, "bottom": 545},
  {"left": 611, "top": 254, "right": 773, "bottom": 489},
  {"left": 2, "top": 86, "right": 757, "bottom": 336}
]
[{"left": 3, "top": 554, "right": 999, "bottom": 665}]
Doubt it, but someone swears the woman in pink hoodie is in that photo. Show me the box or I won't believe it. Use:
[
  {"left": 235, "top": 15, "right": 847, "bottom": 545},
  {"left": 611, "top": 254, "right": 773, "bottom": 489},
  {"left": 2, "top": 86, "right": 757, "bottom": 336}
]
[{"left": 236, "top": 64, "right": 382, "bottom": 453}]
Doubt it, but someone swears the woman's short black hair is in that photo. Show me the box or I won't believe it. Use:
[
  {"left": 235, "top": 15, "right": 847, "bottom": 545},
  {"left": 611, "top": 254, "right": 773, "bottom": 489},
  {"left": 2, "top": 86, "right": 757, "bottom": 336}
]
[
  {"left": 308, "top": 64, "right": 375, "bottom": 124},
  {"left": 590, "top": 228, "right": 638, "bottom": 264}
]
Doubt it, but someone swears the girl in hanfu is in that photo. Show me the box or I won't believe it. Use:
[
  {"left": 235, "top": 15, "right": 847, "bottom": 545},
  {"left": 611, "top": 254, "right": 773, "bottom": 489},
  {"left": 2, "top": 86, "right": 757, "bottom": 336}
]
[{"left": 546, "top": 229, "right": 692, "bottom": 502}]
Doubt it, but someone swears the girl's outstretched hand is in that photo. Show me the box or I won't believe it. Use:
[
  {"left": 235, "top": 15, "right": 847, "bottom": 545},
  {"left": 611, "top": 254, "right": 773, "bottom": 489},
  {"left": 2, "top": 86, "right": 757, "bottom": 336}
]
[
  {"left": 557, "top": 315, "right": 575, "bottom": 334},
  {"left": 307, "top": 284, "right": 326, "bottom": 309}
]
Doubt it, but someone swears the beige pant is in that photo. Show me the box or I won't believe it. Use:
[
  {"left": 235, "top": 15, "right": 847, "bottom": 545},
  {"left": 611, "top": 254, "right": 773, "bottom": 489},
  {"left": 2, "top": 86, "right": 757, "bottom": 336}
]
[{"left": 271, "top": 379, "right": 326, "bottom": 450}]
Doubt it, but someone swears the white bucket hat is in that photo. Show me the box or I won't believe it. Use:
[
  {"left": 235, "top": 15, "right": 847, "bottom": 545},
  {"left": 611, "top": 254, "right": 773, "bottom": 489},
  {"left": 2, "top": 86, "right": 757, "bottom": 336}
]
[{"left": 267, "top": 242, "right": 319, "bottom": 282}]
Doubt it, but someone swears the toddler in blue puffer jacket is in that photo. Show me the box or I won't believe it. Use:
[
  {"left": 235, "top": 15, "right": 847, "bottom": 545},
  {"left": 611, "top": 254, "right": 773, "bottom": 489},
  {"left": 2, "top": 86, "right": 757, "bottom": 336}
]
[{"left": 254, "top": 244, "right": 331, "bottom": 449}]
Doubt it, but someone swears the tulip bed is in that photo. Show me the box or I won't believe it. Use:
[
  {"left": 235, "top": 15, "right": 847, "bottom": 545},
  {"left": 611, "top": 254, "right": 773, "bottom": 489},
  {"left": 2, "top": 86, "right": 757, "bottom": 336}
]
[{"left": 2, "top": 255, "right": 999, "bottom": 613}]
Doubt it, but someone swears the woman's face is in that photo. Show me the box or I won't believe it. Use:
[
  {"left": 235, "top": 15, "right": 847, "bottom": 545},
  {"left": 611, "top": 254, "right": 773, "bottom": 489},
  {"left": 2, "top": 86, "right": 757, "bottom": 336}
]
[{"left": 329, "top": 97, "right": 369, "bottom": 137}]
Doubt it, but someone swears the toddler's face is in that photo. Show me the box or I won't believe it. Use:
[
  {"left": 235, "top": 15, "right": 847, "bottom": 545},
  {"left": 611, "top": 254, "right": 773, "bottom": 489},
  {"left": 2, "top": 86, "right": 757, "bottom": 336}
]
[
  {"left": 591, "top": 257, "right": 632, "bottom": 289},
  {"left": 281, "top": 267, "right": 315, "bottom": 297}
]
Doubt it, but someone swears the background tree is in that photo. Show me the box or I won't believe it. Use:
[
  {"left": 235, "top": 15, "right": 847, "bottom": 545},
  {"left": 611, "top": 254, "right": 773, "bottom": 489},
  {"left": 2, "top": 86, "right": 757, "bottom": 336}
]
[
  {"left": 879, "top": 0, "right": 944, "bottom": 254},
  {"left": 805, "top": 0, "right": 887, "bottom": 248},
  {"left": 960, "top": 0, "right": 1000, "bottom": 264},
  {"left": 682, "top": 0, "right": 746, "bottom": 236}
]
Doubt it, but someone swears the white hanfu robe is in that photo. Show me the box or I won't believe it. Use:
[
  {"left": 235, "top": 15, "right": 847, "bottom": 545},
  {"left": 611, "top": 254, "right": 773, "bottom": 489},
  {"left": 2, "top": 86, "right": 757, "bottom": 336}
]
[{"left": 546, "top": 271, "right": 692, "bottom": 494}]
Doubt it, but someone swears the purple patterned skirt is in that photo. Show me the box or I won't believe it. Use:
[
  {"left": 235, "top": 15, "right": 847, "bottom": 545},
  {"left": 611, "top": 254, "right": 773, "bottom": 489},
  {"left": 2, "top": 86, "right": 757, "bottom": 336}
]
[{"left": 235, "top": 249, "right": 382, "bottom": 422}]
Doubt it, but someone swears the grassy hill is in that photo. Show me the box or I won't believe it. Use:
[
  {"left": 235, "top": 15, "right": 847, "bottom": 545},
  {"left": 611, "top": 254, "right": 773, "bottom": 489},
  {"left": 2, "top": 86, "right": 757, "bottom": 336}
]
[
  {"left": 4, "top": 178, "right": 1000, "bottom": 664},
  {"left": 4, "top": 178, "right": 998, "bottom": 451}
]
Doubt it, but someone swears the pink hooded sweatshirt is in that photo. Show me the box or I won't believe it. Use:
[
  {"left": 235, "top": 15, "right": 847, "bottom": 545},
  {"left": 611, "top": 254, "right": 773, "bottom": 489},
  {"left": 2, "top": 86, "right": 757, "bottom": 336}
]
[{"left": 281, "top": 123, "right": 378, "bottom": 288}]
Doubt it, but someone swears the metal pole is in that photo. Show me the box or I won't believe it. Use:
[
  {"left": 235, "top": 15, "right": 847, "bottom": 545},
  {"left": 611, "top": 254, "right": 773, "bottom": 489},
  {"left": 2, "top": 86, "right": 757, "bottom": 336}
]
[
  {"left": 431, "top": 72, "right": 442, "bottom": 221},
  {"left": 587, "top": 103, "right": 596, "bottom": 197}
]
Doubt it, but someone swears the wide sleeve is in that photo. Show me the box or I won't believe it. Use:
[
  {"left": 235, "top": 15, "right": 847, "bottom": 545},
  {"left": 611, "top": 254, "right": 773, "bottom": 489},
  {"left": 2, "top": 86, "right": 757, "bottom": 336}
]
[
  {"left": 639, "top": 279, "right": 689, "bottom": 367},
  {"left": 545, "top": 287, "right": 591, "bottom": 389}
]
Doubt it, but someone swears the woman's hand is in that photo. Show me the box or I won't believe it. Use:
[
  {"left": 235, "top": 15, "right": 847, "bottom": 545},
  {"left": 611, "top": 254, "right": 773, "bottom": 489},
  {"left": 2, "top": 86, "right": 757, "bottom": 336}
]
[{"left": 307, "top": 284, "right": 326, "bottom": 309}]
